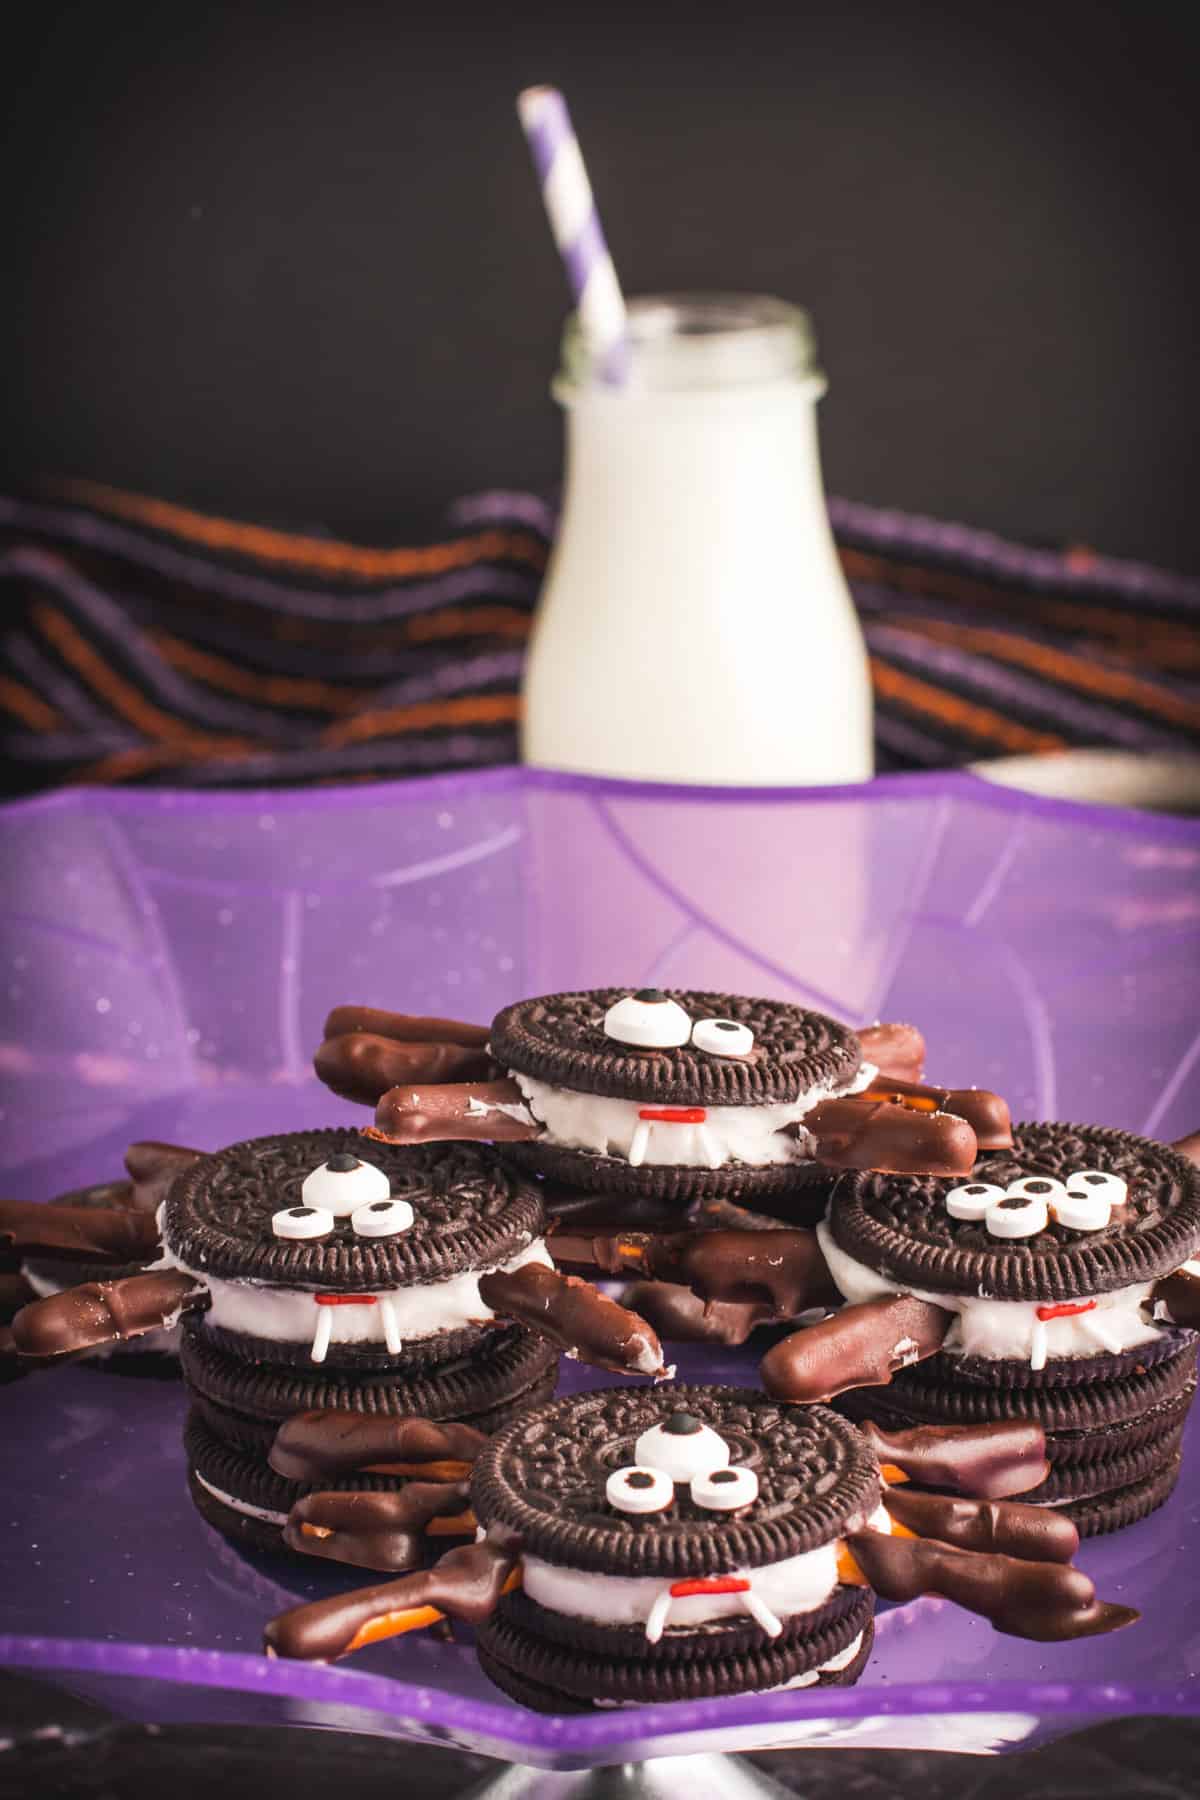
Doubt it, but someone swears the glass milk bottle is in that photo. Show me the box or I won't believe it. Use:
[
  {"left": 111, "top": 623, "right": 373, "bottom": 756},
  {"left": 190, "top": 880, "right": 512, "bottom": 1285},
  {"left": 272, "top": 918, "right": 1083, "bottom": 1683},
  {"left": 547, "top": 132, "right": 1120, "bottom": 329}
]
[{"left": 521, "top": 294, "right": 873, "bottom": 785}]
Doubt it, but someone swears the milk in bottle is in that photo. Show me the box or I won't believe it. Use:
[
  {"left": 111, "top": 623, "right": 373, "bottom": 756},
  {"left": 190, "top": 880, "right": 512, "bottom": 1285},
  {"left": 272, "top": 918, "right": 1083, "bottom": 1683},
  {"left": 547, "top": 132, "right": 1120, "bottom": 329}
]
[{"left": 522, "top": 294, "right": 873, "bottom": 785}]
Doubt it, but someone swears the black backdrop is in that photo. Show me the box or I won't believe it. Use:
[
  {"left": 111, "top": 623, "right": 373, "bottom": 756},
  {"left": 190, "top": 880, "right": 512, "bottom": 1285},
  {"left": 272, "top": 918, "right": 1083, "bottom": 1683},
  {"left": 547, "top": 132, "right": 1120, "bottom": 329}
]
[{"left": 3, "top": 0, "right": 1198, "bottom": 570}]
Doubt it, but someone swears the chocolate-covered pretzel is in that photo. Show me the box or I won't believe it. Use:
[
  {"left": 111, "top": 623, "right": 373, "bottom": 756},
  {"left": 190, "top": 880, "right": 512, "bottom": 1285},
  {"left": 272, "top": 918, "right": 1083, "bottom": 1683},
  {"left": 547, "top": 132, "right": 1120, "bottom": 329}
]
[
  {"left": 283, "top": 1482, "right": 475, "bottom": 1570},
  {"left": 11, "top": 1269, "right": 208, "bottom": 1358},
  {"left": 862, "top": 1418, "right": 1049, "bottom": 1499},
  {"left": 370, "top": 1080, "right": 539, "bottom": 1145},
  {"left": 477, "top": 1263, "right": 667, "bottom": 1378},
  {"left": 760, "top": 1295, "right": 953, "bottom": 1403}
]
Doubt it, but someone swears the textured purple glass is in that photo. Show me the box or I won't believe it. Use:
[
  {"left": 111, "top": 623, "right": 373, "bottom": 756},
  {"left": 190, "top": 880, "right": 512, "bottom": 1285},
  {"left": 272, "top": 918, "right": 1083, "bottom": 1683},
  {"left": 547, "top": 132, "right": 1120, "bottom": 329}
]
[{"left": 1, "top": 766, "right": 1198, "bottom": 1766}]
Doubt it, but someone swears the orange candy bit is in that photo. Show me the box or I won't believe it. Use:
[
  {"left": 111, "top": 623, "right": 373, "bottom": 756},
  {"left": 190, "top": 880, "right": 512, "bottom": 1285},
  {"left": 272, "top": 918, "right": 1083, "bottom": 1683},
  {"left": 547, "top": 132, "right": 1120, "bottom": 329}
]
[
  {"left": 361, "top": 1460, "right": 473, "bottom": 1480},
  {"left": 879, "top": 1464, "right": 910, "bottom": 1486},
  {"left": 836, "top": 1543, "right": 869, "bottom": 1586},
  {"left": 501, "top": 1566, "right": 523, "bottom": 1595},
  {"left": 299, "top": 1522, "right": 333, "bottom": 1540},
  {"left": 426, "top": 1510, "right": 477, "bottom": 1537},
  {"left": 345, "top": 1604, "right": 444, "bottom": 1653}
]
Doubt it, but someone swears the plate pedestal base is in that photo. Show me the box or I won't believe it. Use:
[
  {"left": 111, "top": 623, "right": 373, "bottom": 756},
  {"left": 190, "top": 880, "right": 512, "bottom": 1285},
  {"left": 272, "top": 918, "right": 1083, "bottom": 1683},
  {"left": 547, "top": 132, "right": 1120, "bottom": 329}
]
[{"left": 461, "top": 1752, "right": 792, "bottom": 1799}]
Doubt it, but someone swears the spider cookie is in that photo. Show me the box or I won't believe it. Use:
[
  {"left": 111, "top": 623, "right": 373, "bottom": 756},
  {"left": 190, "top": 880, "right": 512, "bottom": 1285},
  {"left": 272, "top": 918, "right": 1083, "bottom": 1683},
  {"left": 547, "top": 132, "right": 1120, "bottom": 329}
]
[
  {"left": 262, "top": 1385, "right": 1134, "bottom": 1703},
  {"left": 765, "top": 1122, "right": 1200, "bottom": 1534},
  {"left": 10, "top": 1131, "right": 678, "bottom": 1553},
  {"left": 329, "top": 991, "right": 1010, "bottom": 1207}
]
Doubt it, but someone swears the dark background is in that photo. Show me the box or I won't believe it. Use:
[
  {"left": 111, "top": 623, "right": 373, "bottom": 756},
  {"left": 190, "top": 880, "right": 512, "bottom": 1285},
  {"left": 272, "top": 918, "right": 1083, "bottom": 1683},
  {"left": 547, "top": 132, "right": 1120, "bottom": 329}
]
[{"left": 2, "top": 0, "right": 1198, "bottom": 570}]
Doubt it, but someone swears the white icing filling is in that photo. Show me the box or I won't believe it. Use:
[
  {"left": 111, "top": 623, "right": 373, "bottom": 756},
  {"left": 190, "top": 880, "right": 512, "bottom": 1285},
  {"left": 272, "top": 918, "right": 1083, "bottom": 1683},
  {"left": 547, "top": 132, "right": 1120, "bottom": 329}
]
[
  {"left": 510, "top": 1062, "right": 877, "bottom": 1171},
  {"left": 193, "top": 1470, "right": 288, "bottom": 1526},
  {"left": 22, "top": 1265, "right": 178, "bottom": 1356},
  {"left": 152, "top": 1235, "right": 553, "bottom": 1349},
  {"left": 521, "top": 1543, "right": 840, "bottom": 1629},
  {"left": 816, "top": 1220, "right": 1161, "bottom": 1364}
]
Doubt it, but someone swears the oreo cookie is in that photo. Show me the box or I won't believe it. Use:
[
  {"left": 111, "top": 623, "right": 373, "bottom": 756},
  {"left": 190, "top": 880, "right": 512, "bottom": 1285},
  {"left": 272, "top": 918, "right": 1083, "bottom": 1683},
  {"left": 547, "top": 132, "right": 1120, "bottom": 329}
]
[
  {"left": 469, "top": 1384, "right": 881, "bottom": 1710},
  {"left": 490, "top": 987, "right": 866, "bottom": 1202},
  {"left": 821, "top": 1122, "right": 1200, "bottom": 1533},
  {"left": 160, "top": 1131, "right": 548, "bottom": 1369}
]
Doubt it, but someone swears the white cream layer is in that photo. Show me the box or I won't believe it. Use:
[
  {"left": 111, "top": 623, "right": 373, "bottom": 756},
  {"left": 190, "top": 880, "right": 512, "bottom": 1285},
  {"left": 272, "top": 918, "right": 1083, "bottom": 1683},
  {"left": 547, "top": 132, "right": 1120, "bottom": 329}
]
[
  {"left": 194, "top": 1471, "right": 287, "bottom": 1526},
  {"left": 154, "top": 1235, "right": 553, "bottom": 1348},
  {"left": 521, "top": 1544, "right": 840, "bottom": 1630},
  {"left": 520, "top": 1504, "right": 889, "bottom": 1635},
  {"left": 816, "top": 1219, "right": 1160, "bottom": 1366},
  {"left": 509, "top": 1062, "right": 877, "bottom": 1171},
  {"left": 22, "top": 1265, "right": 179, "bottom": 1357}
]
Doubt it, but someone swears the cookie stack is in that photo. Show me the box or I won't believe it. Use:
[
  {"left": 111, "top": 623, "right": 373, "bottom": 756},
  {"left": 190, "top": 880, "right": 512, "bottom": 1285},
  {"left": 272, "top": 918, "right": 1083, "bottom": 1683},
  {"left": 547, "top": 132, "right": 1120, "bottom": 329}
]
[
  {"left": 467, "top": 1385, "right": 881, "bottom": 1710},
  {"left": 155, "top": 1130, "right": 559, "bottom": 1553},
  {"left": 828, "top": 1123, "right": 1200, "bottom": 1534}
]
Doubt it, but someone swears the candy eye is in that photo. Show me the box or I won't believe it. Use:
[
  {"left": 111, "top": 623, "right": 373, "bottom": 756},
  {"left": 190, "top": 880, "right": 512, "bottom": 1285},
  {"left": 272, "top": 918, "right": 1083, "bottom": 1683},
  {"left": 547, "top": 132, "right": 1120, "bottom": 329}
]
[
  {"left": 272, "top": 1205, "right": 334, "bottom": 1241},
  {"left": 634, "top": 1412, "right": 731, "bottom": 1483},
  {"left": 691, "top": 1018, "right": 755, "bottom": 1058},
  {"left": 301, "top": 1153, "right": 392, "bottom": 1217},
  {"left": 986, "top": 1177, "right": 1063, "bottom": 1239},
  {"left": 945, "top": 1181, "right": 1006, "bottom": 1221},
  {"left": 351, "top": 1198, "right": 415, "bottom": 1238},
  {"left": 606, "top": 1465, "right": 675, "bottom": 1515},
  {"left": 691, "top": 1465, "right": 759, "bottom": 1511},
  {"left": 1053, "top": 1169, "right": 1125, "bottom": 1232},
  {"left": 603, "top": 990, "right": 692, "bottom": 1049}
]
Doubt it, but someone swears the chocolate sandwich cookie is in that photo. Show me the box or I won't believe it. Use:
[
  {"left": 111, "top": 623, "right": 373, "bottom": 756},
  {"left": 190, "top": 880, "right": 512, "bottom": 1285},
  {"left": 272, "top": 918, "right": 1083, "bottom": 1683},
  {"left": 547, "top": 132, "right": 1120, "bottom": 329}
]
[
  {"left": 366, "top": 989, "right": 1008, "bottom": 1207},
  {"left": 800, "top": 1122, "right": 1200, "bottom": 1533},
  {"left": 158, "top": 1132, "right": 549, "bottom": 1369}
]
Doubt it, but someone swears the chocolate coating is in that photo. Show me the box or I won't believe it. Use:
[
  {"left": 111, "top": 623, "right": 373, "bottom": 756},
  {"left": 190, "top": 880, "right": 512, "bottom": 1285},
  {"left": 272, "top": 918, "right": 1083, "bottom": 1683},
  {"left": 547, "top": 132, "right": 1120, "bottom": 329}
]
[
  {"left": 123, "top": 1142, "right": 205, "bottom": 1215},
  {"left": 552, "top": 1226, "right": 838, "bottom": 1317},
  {"left": 477, "top": 1263, "right": 666, "bottom": 1378},
  {"left": 856, "top": 1021, "right": 926, "bottom": 1083},
  {"left": 284, "top": 1481, "right": 473, "bottom": 1569},
  {"left": 1172, "top": 1130, "right": 1200, "bottom": 1169},
  {"left": 0, "top": 1199, "right": 159, "bottom": 1264},
  {"left": 760, "top": 1295, "right": 953, "bottom": 1403},
  {"left": 371, "top": 1080, "right": 539, "bottom": 1145},
  {"left": 1151, "top": 1265, "right": 1200, "bottom": 1329},
  {"left": 11, "top": 1269, "right": 208, "bottom": 1357},
  {"left": 862, "top": 1418, "right": 1049, "bottom": 1499},
  {"left": 805, "top": 1096, "right": 978, "bottom": 1175},
  {"left": 620, "top": 1281, "right": 768, "bottom": 1346},
  {"left": 844, "top": 1531, "right": 1138, "bottom": 1641},
  {"left": 264, "top": 1537, "right": 518, "bottom": 1661},
  {"left": 316, "top": 1033, "right": 493, "bottom": 1106},
  {"left": 269, "top": 1411, "right": 489, "bottom": 1482},
  {"left": 323, "top": 1006, "right": 491, "bottom": 1048},
  {"left": 862, "top": 1078, "right": 1013, "bottom": 1151},
  {"left": 882, "top": 1486, "right": 1079, "bottom": 1563}
]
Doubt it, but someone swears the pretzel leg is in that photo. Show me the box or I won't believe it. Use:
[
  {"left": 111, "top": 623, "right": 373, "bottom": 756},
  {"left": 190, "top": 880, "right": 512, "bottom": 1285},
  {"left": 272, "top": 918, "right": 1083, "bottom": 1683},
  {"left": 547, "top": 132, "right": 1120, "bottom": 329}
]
[
  {"left": 760, "top": 1295, "right": 953, "bottom": 1403},
  {"left": 11, "top": 1270, "right": 208, "bottom": 1358},
  {"left": 477, "top": 1263, "right": 667, "bottom": 1377},
  {"left": 264, "top": 1539, "right": 520, "bottom": 1662}
]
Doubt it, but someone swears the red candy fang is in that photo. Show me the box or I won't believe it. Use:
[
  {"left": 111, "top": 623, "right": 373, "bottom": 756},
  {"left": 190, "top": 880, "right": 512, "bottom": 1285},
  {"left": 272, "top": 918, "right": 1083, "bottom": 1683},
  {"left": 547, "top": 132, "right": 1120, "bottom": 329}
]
[
  {"left": 314, "top": 1293, "right": 377, "bottom": 1307},
  {"left": 669, "top": 1577, "right": 750, "bottom": 1597},
  {"left": 1035, "top": 1300, "right": 1096, "bottom": 1322},
  {"left": 638, "top": 1108, "right": 707, "bottom": 1124}
]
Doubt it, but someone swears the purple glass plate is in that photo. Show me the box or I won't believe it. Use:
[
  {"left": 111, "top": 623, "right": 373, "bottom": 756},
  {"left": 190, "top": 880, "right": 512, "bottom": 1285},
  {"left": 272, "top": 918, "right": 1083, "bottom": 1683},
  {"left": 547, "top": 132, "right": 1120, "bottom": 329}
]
[{"left": 1, "top": 766, "right": 1198, "bottom": 1766}]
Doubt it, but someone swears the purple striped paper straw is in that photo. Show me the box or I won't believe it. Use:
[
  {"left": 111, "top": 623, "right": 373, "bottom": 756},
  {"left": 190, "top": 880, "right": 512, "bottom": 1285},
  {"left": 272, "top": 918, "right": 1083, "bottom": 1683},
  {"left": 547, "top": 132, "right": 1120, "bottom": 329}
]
[{"left": 517, "top": 85, "right": 628, "bottom": 380}]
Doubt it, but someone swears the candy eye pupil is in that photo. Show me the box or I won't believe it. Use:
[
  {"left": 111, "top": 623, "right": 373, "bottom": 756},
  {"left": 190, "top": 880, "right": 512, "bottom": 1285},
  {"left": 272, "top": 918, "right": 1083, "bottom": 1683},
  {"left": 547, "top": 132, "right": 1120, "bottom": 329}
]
[
  {"left": 1025, "top": 1181, "right": 1052, "bottom": 1193},
  {"left": 626, "top": 1472, "right": 654, "bottom": 1489},
  {"left": 965, "top": 1186, "right": 988, "bottom": 1195},
  {"left": 289, "top": 1207, "right": 313, "bottom": 1217},
  {"left": 634, "top": 988, "right": 666, "bottom": 1003},
  {"left": 997, "top": 1196, "right": 1026, "bottom": 1209},
  {"left": 369, "top": 1202, "right": 392, "bottom": 1212},
  {"left": 664, "top": 1411, "right": 702, "bottom": 1436},
  {"left": 710, "top": 1469, "right": 738, "bottom": 1484}
]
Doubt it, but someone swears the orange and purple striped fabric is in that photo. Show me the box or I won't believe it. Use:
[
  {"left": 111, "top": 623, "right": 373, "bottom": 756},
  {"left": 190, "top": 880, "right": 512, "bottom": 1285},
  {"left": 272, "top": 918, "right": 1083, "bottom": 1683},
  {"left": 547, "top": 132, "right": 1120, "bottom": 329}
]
[{"left": 1, "top": 480, "right": 1196, "bottom": 793}]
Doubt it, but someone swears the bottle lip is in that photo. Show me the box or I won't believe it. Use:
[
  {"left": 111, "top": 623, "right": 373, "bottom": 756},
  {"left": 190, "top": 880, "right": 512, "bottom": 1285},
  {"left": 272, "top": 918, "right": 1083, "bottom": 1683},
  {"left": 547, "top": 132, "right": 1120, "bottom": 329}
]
[{"left": 556, "top": 292, "right": 821, "bottom": 398}]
